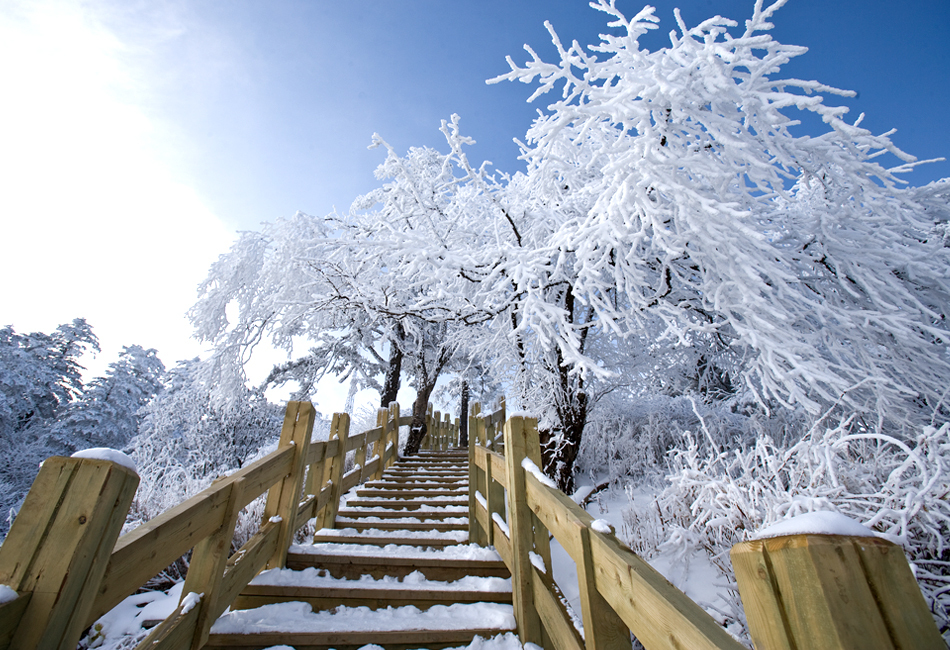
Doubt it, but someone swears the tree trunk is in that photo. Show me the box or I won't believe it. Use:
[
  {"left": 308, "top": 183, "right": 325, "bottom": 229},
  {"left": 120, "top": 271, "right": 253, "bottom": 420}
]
[
  {"left": 459, "top": 381, "right": 469, "bottom": 447},
  {"left": 405, "top": 383, "right": 436, "bottom": 456},
  {"left": 380, "top": 339, "right": 403, "bottom": 408}
]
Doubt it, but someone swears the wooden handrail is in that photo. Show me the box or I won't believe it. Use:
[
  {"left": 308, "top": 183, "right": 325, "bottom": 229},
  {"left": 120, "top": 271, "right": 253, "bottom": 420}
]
[
  {"left": 0, "top": 398, "right": 437, "bottom": 650},
  {"left": 468, "top": 400, "right": 945, "bottom": 650}
]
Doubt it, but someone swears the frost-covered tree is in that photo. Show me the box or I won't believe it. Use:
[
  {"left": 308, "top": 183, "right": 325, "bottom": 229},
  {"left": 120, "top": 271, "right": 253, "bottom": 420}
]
[
  {"left": 489, "top": 0, "right": 950, "bottom": 429},
  {"left": 0, "top": 319, "right": 100, "bottom": 531},
  {"left": 189, "top": 211, "right": 406, "bottom": 412},
  {"left": 0, "top": 318, "right": 99, "bottom": 441},
  {"left": 132, "top": 358, "right": 284, "bottom": 479},
  {"left": 47, "top": 345, "right": 165, "bottom": 454}
]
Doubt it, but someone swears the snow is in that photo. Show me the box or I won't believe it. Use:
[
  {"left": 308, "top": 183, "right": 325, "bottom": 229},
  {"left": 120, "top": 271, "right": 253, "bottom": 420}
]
[
  {"left": 71, "top": 447, "right": 137, "bottom": 473},
  {"left": 289, "top": 542, "right": 502, "bottom": 562},
  {"left": 83, "top": 582, "right": 184, "bottom": 646},
  {"left": 358, "top": 634, "right": 525, "bottom": 650},
  {"left": 491, "top": 513, "right": 509, "bottom": 538},
  {"left": 591, "top": 519, "right": 613, "bottom": 534},
  {"left": 529, "top": 551, "right": 546, "bottom": 574},
  {"left": 0, "top": 585, "right": 17, "bottom": 604},
  {"left": 342, "top": 505, "right": 467, "bottom": 513},
  {"left": 336, "top": 515, "right": 468, "bottom": 525},
  {"left": 754, "top": 511, "right": 876, "bottom": 540},
  {"left": 571, "top": 484, "right": 595, "bottom": 505},
  {"left": 250, "top": 567, "right": 511, "bottom": 593},
  {"left": 209, "top": 601, "right": 516, "bottom": 634},
  {"left": 180, "top": 591, "right": 202, "bottom": 614},
  {"left": 521, "top": 458, "right": 556, "bottom": 489},
  {"left": 268, "top": 515, "right": 283, "bottom": 523},
  {"left": 315, "top": 527, "right": 469, "bottom": 542},
  {"left": 475, "top": 490, "right": 487, "bottom": 509}
]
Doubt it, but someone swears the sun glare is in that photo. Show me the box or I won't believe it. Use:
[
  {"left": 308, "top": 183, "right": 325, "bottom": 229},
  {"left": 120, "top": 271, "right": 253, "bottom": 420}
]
[{"left": 0, "top": 0, "right": 234, "bottom": 376}]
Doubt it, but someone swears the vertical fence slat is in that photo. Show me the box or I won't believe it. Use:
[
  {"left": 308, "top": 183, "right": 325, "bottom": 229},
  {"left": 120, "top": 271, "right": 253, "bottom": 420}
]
[
  {"left": 263, "top": 401, "right": 315, "bottom": 570},
  {"left": 180, "top": 477, "right": 245, "bottom": 649},
  {"left": 577, "top": 523, "right": 630, "bottom": 650},
  {"left": 504, "top": 415, "right": 544, "bottom": 645},
  {"left": 372, "top": 407, "right": 390, "bottom": 480},
  {"left": 388, "top": 402, "right": 400, "bottom": 468},
  {"left": 468, "top": 403, "right": 485, "bottom": 546},
  {"left": 315, "top": 412, "right": 350, "bottom": 533}
]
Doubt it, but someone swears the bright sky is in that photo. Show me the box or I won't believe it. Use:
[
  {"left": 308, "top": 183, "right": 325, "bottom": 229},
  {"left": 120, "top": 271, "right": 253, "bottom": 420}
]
[{"left": 1, "top": 0, "right": 948, "bottom": 413}]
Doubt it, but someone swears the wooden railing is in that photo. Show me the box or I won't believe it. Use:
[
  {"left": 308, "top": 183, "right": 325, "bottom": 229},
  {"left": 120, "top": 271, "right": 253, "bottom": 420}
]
[
  {"left": 467, "top": 401, "right": 945, "bottom": 650},
  {"left": 0, "top": 399, "right": 463, "bottom": 650}
]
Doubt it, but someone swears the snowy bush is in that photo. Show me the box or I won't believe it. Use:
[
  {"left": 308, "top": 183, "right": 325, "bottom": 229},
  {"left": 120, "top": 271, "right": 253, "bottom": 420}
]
[{"left": 620, "top": 417, "right": 950, "bottom": 642}]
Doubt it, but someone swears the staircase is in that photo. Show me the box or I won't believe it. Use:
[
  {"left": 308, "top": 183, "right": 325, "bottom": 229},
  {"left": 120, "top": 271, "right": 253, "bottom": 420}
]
[{"left": 205, "top": 449, "right": 516, "bottom": 649}]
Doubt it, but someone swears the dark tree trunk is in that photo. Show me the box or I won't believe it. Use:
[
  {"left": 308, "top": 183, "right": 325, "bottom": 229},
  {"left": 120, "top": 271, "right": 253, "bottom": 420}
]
[
  {"left": 538, "top": 284, "right": 592, "bottom": 494},
  {"left": 405, "top": 383, "right": 436, "bottom": 456},
  {"left": 539, "top": 390, "right": 587, "bottom": 494},
  {"left": 459, "top": 381, "right": 469, "bottom": 447},
  {"left": 380, "top": 339, "right": 403, "bottom": 408}
]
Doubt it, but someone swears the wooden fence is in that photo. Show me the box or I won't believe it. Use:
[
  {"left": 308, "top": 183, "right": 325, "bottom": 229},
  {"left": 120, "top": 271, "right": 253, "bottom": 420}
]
[
  {"left": 467, "top": 401, "right": 945, "bottom": 650},
  {"left": 1, "top": 393, "right": 942, "bottom": 650},
  {"left": 0, "top": 400, "right": 460, "bottom": 650}
]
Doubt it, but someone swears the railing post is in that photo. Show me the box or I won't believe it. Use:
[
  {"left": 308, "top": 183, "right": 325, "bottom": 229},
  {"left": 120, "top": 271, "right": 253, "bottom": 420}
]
[
  {"left": 577, "top": 524, "right": 630, "bottom": 650},
  {"left": 453, "top": 416, "right": 460, "bottom": 447},
  {"left": 315, "top": 412, "right": 350, "bottom": 533},
  {"left": 352, "top": 416, "right": 370, "bottom": 483},
  {"left": 0, "top": 454, "right": 139, "bottom": 650},
  {"left": 263, "top": 401, "right": 315, "bottom": 569},
  {"left": 388, "top": 401, "right": 400, "bottom": 467},
  {"left": 468, "top": 403, "right": 485, "bottom": 546},
  {"left": 372, "top": 407, "right": 390, "bottom": 480},
  {"left": 731, "top": 533, "right": 945, "bottom": 650},
  {"left": 504, "top": 415, "right": 545, "bottom": 646},
  {"left": 182, "top": 477, "right": 245, "bottom": 649},
  {"left": 425, "top": 403, "right": 434, "bottom": 450}
]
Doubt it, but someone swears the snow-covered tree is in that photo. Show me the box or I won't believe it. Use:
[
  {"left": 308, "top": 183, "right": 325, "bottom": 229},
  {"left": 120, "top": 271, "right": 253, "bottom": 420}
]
[
  {"left": 132, "top": 358, "right": 284, "bottom": 480},
  {"left": 47, "top": 345, "right": 165, "bottom": 454},
  {"left": 0, "top": 318, "right": 99, "bottom": 441},
  {"left": 0, "top": 319, "right": 100, "bottom": 531},
  {"left": 488, "top": 0, "right": 950, "bottom": 429}
]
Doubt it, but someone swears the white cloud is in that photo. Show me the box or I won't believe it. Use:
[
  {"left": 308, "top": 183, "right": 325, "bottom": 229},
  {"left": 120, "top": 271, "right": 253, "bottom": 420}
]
[{"left": 0, "top": 0, "right": 234, "bottom": 376}]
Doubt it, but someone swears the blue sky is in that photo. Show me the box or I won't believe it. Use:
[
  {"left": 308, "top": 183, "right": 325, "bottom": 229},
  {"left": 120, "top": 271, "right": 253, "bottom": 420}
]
[
  {"left": 1, "top": 0, "right": 948, "bottom": 410},
  {"left": 127, "top": 0, "right": 950, "bottom": 231}
]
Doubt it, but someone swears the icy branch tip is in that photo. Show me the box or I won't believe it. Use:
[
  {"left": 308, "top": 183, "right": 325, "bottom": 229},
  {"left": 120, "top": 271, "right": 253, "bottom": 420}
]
[
  {"left": 753, "top": 511, "right": 875, "bottom": 540},
  {"left": 71, "top": 448, "right": 137, "bottom": 474}
]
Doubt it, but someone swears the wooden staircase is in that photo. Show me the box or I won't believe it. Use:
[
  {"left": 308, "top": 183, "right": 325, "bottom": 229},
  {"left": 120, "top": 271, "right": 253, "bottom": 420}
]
[{"left": 205, "top": 449, "right": 516, "bottom": 649}]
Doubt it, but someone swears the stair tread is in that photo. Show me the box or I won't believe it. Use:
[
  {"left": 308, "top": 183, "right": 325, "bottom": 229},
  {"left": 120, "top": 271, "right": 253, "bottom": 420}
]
[{"left": 210, "top": 601, "right": 515, "bottom": 634}]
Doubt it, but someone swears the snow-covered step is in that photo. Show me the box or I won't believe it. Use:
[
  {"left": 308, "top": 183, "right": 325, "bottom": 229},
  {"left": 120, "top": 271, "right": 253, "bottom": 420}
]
[
  {"left": 335, "top": 516, "right": 467, "bottom": 532},
  {"left": 384, "top": 469, "right": 466, "bottom": 477},
  {"left": 349, "top": 498, "right": 467, "bottom": 510},
  {"left": 207, "top": 601, "right": 516, "bottom": 650},
  {"left": 232, "top": 567, "right": 511, "bottom": 612},
  {"left": 287, "top": 543, "right": 509, "bottom": 581},
  {"left": 356, "top": 488, "right": 468, "bottom": 499},
  {"left": 312, "top": 526, "right": 468, "bottom": 548},
  {"left": 366, "top": 478, "right": 467, "bottom": 488},
  {"left": 337, "top": 507, "right": 466, "bottom": 520},
  {"left": 375, "top": 475, "right": 467, "bottom": 484}
]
